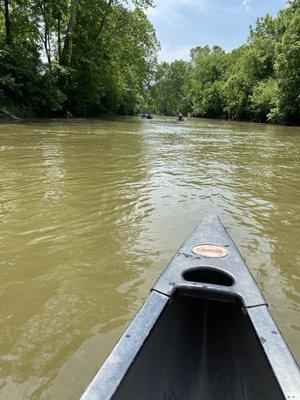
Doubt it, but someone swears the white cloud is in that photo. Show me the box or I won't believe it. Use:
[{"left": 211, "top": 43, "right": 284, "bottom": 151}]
[
  {"left": 146, "top": 0, "right": 207, "bottom": 62},
  {"left": 158, "top": 44, "right": 191, "bottom": 62},
  {"left": 242, "top": 0, "right": 251, "bottom": 11},
  {"left": 148, "top": 0, "right": 206, "bottom": 19}
]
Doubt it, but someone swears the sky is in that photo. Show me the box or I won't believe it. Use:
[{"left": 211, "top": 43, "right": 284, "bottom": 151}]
[{"left": 147, "top": 0, "right": 287, "bottom": 62}]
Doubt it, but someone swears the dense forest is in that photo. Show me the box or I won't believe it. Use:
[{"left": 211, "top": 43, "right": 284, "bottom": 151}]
[
  {"left": 150, "top": 0, "right": 300, "bottom": 125},
  {"left": 0, "top": 0, "right": 158, "bottom": 116},
  {"left": 0, "top": 0, "right": 299, "bottom": 124}
]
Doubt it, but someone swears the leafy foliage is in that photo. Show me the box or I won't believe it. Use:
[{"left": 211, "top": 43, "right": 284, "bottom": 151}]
[
  {"left": 150, "top": 2, "right": 300, "bottom": 125},
  {"left": 149, "top": 60, "right": 191, "bottom": 115},
  {"left": 0, "top": 0, "right": 158, "bottom": 116},
  {"left": 1, "top": 0, "right": 299, "bottom": 124}
]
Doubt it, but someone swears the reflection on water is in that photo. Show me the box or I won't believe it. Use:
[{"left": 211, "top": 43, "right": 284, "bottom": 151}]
[{"left": 0, "top": 117, "right": 299, "bottom": 399}]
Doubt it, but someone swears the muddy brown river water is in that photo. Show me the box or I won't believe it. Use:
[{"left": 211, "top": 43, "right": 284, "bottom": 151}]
[{"left": 0, "top": 117, "right": 299, "bottom": 399}]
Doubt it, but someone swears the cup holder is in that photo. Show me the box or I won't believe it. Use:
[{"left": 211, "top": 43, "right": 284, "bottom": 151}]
[{"left": 182, "top": 266, "right": 234, "bottom": 287}]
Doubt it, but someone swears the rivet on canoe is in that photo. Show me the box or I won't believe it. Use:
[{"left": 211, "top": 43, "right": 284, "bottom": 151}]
[{"left": 191, "top": 244, "right": 229, "bottom": 258}]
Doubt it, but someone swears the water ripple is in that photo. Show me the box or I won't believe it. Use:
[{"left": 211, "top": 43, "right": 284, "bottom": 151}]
[{"left": 0, "top": 117, "right": 299, "bottom": 399}]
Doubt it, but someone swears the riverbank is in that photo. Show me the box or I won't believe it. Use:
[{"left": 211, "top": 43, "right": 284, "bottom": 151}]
[
  {"left": 2, "top": 111, "right": 300, "bottom": 127},
  {"left": 157, "top": 114, "right": 300, "bottom": 127}
]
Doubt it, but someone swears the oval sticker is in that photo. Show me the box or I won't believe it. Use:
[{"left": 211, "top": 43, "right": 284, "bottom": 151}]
[{"left": 192, "top": 245, "right": 229, "bottom": 258}]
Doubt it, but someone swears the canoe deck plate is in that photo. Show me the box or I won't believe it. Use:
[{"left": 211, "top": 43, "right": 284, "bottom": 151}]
[{"left": 191, "top": 244, "right": 229, "bottom": 258}]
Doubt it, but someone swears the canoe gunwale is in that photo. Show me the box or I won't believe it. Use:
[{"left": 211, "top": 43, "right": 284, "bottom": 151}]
[
  {"left": 248, "top": 305, "right": 300, "bottom": 398},
  {"left": 80, "top": 213, "right": 300, "bottom": 400},
  {"left": 80, "top": 291, "right": 169, "bottom": 400}
]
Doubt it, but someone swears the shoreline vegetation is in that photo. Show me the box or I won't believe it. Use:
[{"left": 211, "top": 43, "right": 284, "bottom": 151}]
[{"left": 0, "top": 1, "right": 299, "bottom": 125}]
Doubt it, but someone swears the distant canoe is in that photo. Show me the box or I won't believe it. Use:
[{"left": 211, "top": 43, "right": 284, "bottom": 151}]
[{"left": 80, "top": 214, "right": 300, "bottom": 400}]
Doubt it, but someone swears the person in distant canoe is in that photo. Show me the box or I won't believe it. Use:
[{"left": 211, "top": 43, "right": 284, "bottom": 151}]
[
  {"left": 146, "top": 112, "right": 153, "bottom": 119},
  {"left": 177, "top": 113, "right": 184, "bottom": 121}
]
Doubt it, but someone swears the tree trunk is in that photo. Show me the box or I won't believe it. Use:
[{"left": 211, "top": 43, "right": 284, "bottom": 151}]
[
  {"left": 0, "top": 108, "right": 20, "bottom": 120},
  {"left": 4, "top": 0, "right": 11, "bottom": 45},
  {"left": 57, "top": 16, "right": 61, "bottom": 63},
  {"left": 44, "top": 24, "right": 52, "bottom": 68},
  {"left": 60, "top": 0, "right": 80, "bottom": 66}
]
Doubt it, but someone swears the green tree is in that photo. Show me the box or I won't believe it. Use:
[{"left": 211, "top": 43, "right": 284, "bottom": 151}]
[
  {"left": 150, "top": 60, "right": 190, "bottom": 115},
  {"left": 190, "top": 46, "right": 228, "bottom": 118},
  {"left": 0, "top": 0, "right": 158, "bottom": 116},
  {"left": 271, "top": 3, "right": 300, "bottom": 123},
  {"left": 150, "top": 1, "right": 299, "bottom": 125},
  {"left": 250, "top": 78, "right": 278, "bottom": 122}
]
